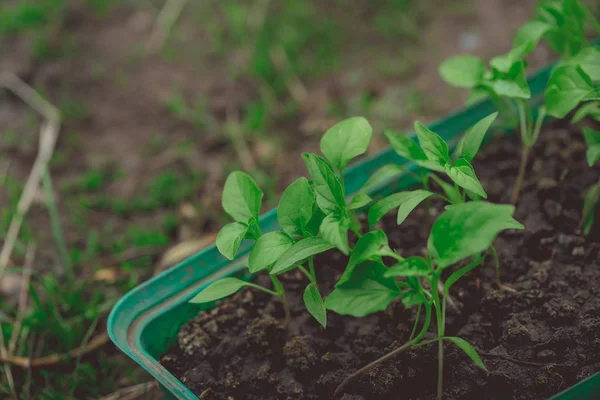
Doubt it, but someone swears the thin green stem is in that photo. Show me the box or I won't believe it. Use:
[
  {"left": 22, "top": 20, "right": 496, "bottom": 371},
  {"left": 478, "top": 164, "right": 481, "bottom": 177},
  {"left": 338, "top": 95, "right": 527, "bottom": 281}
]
[
  {"left": 431, "top": 271, "right": 445, "bottom": 400},
  {"left": 511, "top": 146, "right": 530, "bottom": 204},
  {"left": 42, "top": 168, "right": 74, "bottom": 281},
  {"left": 491, "top": 244, "right": 501, "bottom": 286},
  {"left": 298, "top": 265, "right": 313, "bottom": 281},
  {"left": 308, "top": 256, "right": 317, "bottom": 285},
  {"left": 531, "top": 107, "right": 546, "bottom": 145},
  {"left": 269, "top": 275, "right": 291, "bottom": 327},
  {"left": 409, "top": 304, "right": 422, "bottom": 342},
  {"left": 579, "top": 177, "right": 600, "bottom": 232},
  {"left": 248, "top": 281, "right": 280, "bottom": 297}
]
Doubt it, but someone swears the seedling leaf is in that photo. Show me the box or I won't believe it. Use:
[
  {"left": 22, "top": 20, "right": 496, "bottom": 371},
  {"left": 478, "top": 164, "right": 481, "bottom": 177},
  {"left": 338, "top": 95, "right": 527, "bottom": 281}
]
[
  {"left": 445, "top": 158, "right": 487, "bottom": 199},
  {"left": 545, "top": 65, "right": 598, "bottom": 118},
  {"left": 190, "top": 278, "right": 250, "bottom": 303},
  {"left": 360, "top": 165, "right": 405, "bottom": 193},
  {"left": 271, "top": 237, "right": 335, "bottom": 275},
  {"left": 303, "top": 153, "right": 346, "bottom": 214},
  {"left": 460, "top": 112, "right": 498, "bottom": 162},
  {"left": 414, "top": 122, "right": 451, "bottom": 166},
  {"left": 583, "top": 127, "right": 600, "bottom": 166},
  {"left": 304, "top": 283, "right": 327, "bottom": 328},
  {"left": 320, "top": 213, "right": 350, "bottom": 255},
  {"left": 325, "top": 262, "right": 400, "bottom": 317},
  {"left": 492, "top": 61, "right": 531, "bottom": 99},
  {"left": 384, "top": 130, "right": 427, "bottom": 161},
  {"left": 216, "top": 222, "right": 248, "bottom": 260},
  {"left": 568, "top": 47, "right": 600, "bottom": 82},
  {"left": 222, "top": 171, "right": 263, "bottom": 222},
  {"left": 439, "top": 55, "right": 485, "bottom": 88},
  {"left": 320, "top": 117, "right": 372, "bottom": 171},
  {"left": 444, "top": 337, "right": 487, "bottom": 371},
  {"left": 348, "top": 193, "right": 372, "bottom": 210},
  {"left": 249, "top": 231, "right": 294, "bottom": 273},
  {"left": 336, "top": 230, "right": 389, "bottom": 287},
  {"left": 368, "top": 189, "right": 434, "bottom": 228},
  {"left": 428, "top": 202, "right": 524, "bottom": 269},
  {"left": 572, "top": 102, "right": 600, "bottom": 123},
  {"left": 278, "top": 177, "right": 315, "bottom": 237},
  {"left": 384, "top": 256, "right": 432, "bottom": 278}
]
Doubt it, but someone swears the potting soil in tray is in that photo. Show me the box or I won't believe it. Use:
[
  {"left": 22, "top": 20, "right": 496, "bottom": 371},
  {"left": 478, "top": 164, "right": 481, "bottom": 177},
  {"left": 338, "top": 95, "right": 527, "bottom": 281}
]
[{"left": 161, "top": 120, "right": 600, "bottom": 400}]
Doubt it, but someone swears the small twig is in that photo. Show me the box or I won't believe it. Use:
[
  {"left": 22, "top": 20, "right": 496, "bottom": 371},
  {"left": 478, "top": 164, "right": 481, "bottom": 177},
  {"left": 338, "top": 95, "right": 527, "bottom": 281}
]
[
  {"left": 269, "top": 44, "right": 308, "bottom": 104},
  {"left": 146, "top": 0, "right": 188, "bottom": 53},
  {"left": 480, "top": 351, "right": 568, "bottom": 367},
  {"left": 0, "top": 323, "right": 16, "bottom": 397},
  {"left": 0, "top": 73, "right": 61, "bottom": 276},
  {"left": 8, "top": 243, "right": 36, "bottom": 355},
  {"left": 225, "top": 107, "right": 257, "bottom": 171},
  {"left": 0, "top": 332, "right": 109, "bottom": 368},
  {"left": 98, "top": 381, "right": 159, "bottom": 400}
]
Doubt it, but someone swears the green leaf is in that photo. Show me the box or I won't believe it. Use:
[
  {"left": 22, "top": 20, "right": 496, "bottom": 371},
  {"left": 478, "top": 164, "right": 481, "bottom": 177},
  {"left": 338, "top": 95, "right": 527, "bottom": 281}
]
[
  {"left": 271, "top": 237, "right": 335, "bottom": 275},
  {"left": 336, "top": 230, "right": 390, "bottom": 287},
  {"left": 402, "top": 289, "right": 426, "bottom": 308},
  {"left": 545, "top": 65, "right": 598, "bottom": 118},
  {"left": 384, "top": 130, "right": 427, "bottom": 161},
  {"left": 513, "top": 20, "right": 552, "bottom": 52},
  {"left": 190, "top": 278, "right": 250, "bottom": 303},
  {"left": 439, "top": 55, "right": 485, "bottom": 88},
  {"left": 303, "top": 153, "right": 346, "bottom": 214},
  {"left": 360, "top": 165, "right": 405, "bottom": 193},
  {"left": 222, "top": 171, "right": 263, "bottom": 222},
  {"left": 444, "top": 337, "right": 487, "bottom": 371},
  {"left": 368, "top": 189, "right": 434, "bottom": 228},
  {"left": 445, "top": 158, "right": 487, "bottom": 199},
  {"left": 428, "top": 202, "right": 524, "bottom": 269},
  {"left": 572, "top": 102, "right": 600, "bottom": 123},
  {"left": 320, "top": 213, "right": 350, "bottom": 255},
  {"left": 320, "top": 117, "right": 373, "bottom": 171},
  {"left": 568, "top": 47, "right": 600, "bottom": 82},
  {"left": 491, "top": 21, "right": 551, "bottom": 73},
  {"left": 249, "top": 231, "right": 294, "bottom": 273},
  {"left": 582, "top": 183, "right": 600, "bottom": 236},
  {"left": 384, "top": 256, "right": 432, "bottom": 278},
  {"left": 583, "top": 128, "right": 600, "bottom": 166},
  {"left": 216, "top": 222, "right": 248, "bottom": 260},
  {"left": 492, "top": 61, "right": 531, "bottom": 99},
  {"left": 303, "top": 283, "right": 327, "bottom": 328},
  {"left": 278, "top": 177, "right": 315, "bottom": 237},
  {"left": 305, "top": 207, "right": 326, "bottom": 237},
  {"left": 460, "top": 112, "right": 498, "bottom": 162},
  {"left": 414, "top": 121, "right": 451, "bottom": 166},
  {"left": 325, "top": 262, "right": 401, "bottom": 317},
  {"left": 348, "top": 193, "right": 372, "bottom": 210}
]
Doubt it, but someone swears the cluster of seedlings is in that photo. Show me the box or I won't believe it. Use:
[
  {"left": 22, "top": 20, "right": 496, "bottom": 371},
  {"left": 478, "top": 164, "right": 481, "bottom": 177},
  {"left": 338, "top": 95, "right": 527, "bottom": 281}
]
[{"left": 189, "top": 0, "right": 600, "bottom": 399}]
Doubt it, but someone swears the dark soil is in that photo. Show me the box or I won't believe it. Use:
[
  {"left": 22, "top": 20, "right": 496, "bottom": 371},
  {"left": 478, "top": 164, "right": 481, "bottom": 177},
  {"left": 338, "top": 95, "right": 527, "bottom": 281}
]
[{"left": 161, "top": 120, "right": 600, "bottom": 400}]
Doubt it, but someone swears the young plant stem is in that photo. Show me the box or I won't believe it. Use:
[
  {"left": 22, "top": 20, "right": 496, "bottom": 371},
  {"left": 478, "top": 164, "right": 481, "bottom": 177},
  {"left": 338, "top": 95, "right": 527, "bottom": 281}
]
[
  {"left": 512, "top": 100, "right": 535, "bottom": 204},
  {"left": 334, "top": 302, "right": 432, "bottom": 397},
  {"left": 511, "top": 147, "right": 530, "bottom": 204},
  {"left": 431, "top": 271, "right": 445, "bottom": 400},
  {"left": 579, "top": 178, "right": 600, "bottom": 232},
  {"left": 269, "top": 275, "right": 291, "bottom": 328},
  {"left": 308, "top": 256, "right": 317, "bottom": 286},
  {"left": 298, "top": 266, "right": 313, "bottom": 282},
  {"left": 334, "top": 341, "right": 414, "bottom": 397},
  {"left": 409, "top": 304, "right": 422, "bottom": 341}
]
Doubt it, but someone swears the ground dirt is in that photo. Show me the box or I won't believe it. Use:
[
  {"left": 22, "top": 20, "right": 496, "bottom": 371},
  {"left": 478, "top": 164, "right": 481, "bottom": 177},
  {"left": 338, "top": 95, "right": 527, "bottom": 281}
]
[{"left": 162, "top": 121, "right": 600, "bottom": 400}]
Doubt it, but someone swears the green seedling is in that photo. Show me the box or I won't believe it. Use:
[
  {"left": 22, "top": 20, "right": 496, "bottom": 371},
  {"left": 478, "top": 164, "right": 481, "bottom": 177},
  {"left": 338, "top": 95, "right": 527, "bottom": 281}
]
[
  {"left": 362, "top": 114, "right": 518, "bottom": 289},
  {"left": 439, "top": 52, "right": 544, "bottom": 204},
  {"left": 190, "top": 117, "right": 373, "bottom": 328},
  {"left": 328, "top": 202, "right": 524, "bottom": 399}
]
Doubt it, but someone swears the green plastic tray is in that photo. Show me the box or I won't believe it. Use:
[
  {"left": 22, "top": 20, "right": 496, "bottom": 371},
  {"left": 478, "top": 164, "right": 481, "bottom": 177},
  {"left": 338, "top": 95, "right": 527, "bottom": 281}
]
[{"left": 108, "top": 62, "right": 600, "bottom": 400}]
